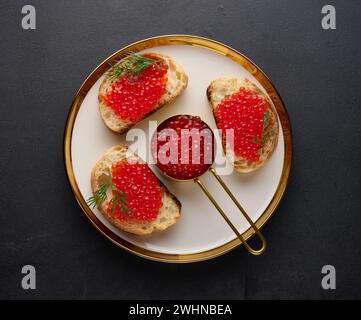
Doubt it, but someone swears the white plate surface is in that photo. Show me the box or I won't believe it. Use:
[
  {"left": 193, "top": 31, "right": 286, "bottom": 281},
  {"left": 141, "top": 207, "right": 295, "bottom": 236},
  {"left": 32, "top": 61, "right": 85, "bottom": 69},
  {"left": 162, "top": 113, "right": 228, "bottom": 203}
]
[{"left": 71, "top": 44, "right": 284, "bottom": 255}]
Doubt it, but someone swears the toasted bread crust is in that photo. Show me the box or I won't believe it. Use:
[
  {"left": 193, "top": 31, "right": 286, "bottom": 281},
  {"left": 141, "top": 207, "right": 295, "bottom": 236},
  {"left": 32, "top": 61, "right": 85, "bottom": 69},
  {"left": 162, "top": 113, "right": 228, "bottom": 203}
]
[
  {"left": 90, "top": 145, "right": 181, "bottom": 235},
  {"left": 207, "top": 77, "right": 279, "bottom": 173},
  {"left": 99, "top": 53, "right": 188, "bottom": 134}
]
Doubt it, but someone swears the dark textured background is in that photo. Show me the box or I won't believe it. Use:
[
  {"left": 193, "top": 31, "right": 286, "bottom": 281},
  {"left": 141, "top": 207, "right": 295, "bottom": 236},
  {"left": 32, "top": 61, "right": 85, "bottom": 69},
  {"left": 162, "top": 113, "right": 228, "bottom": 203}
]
[{"left": 0, "top": 0, "right": 360, "bottom": 299}]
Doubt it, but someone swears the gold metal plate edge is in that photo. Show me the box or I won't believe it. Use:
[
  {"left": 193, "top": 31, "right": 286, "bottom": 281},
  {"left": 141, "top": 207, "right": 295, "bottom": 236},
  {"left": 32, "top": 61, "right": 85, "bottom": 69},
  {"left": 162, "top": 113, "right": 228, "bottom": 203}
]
[{"left": 63, "top": 34, "right": 293, "bottom": 263}]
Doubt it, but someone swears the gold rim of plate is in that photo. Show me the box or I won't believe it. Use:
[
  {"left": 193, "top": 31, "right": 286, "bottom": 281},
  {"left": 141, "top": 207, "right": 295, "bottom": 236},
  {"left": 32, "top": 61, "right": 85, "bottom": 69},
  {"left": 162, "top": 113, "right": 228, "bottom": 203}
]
[{"left": 63, "top": 34, "right": 293, "bottom": 263}]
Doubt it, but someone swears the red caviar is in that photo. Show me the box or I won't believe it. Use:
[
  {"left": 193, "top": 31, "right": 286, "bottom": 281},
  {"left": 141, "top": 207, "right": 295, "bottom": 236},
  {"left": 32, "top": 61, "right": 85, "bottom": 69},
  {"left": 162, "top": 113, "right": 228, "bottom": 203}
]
[
  {"left": 107, "top": 161, "right": 163, "bottom": 222},
  {"left": 101, "top": 55, "right": 168, "bottom": 123},
  {"left": 152, "top": 115, "right": 215, "bottom": 180},
  {"left": 215, "top": 88, "right": 270, "bottom": 162}
]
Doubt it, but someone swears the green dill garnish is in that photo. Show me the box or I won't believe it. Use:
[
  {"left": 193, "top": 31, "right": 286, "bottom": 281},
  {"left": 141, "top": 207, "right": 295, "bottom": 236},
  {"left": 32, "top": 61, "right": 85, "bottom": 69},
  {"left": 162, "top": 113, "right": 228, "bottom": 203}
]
[
  {"left": 251, "top": 111, "right": 274, "bottom": 154},
  {"left": 107, "top": 52, "right": 162, "bottom": 81},
  {"left": 87, "top": 178, "right": 133, "bottom": 216}
]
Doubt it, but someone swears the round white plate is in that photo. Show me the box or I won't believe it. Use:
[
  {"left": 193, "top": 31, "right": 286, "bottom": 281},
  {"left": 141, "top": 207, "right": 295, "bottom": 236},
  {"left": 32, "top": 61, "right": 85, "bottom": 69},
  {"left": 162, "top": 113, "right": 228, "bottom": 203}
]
[{"left": 64, "top": 35, "right": 292, "bottom": 263}]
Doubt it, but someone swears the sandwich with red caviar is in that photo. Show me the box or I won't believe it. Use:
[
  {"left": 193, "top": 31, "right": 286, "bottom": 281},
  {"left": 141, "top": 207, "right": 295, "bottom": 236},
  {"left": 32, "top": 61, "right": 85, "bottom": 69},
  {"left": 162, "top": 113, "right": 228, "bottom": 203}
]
[
  {"left": 207, "top": 77, "right": 279, "bottom": 173},
  {"left": 88, "top": 145, "right": 181, "bottom": 235},
  {"left": 99, "top": 52, "right": 188, "bottom": 134}
]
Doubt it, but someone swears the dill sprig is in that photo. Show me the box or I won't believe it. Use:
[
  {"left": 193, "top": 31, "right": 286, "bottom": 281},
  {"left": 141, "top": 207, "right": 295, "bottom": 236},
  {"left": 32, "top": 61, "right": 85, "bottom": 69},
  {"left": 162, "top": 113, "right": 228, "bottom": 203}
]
[
  {"left": 107, "top": 52, "right": 162, "bottom": 81},
  {"left": 86, "top": 182, "right": 109, "bottom": 208},
  {"left": 251, "top": 111, "right": 274, "bottom": 154},
  {"left": 87, "top": 178, "right": 133, "bottom": 216}
]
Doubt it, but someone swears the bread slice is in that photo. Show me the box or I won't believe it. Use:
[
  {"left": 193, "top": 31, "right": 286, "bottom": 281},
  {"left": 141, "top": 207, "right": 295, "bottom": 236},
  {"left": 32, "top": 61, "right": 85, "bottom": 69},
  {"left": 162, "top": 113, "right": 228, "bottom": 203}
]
[
  {"left": 90, "top": 145, "right": 181, "bottom": 236},
  {"left": 99, "top": 53, "right": 188, "bottom": 134},
  {"left": 207, "top": 77, "right": 279, "bottom": 173}
]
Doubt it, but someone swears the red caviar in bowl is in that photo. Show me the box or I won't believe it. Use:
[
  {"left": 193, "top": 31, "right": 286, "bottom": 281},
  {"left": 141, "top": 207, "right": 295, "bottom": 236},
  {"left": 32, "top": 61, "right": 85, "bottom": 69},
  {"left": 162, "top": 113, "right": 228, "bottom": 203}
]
[
  {"left": 107, "top": 161, "right": 163, "bottom": 222},
  {"left": 100, "top": 55, "right": 168, "bottom": 123},
  {"left": 152, "top": 115, "right": 215, "bottom": 180},
  {"left": 215, "top": 88, "right": 271, "bottom": 162}
]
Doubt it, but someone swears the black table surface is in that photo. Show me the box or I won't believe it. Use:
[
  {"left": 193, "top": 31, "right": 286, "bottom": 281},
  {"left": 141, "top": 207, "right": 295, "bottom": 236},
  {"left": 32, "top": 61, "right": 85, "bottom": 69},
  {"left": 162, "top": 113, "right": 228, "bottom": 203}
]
[{"left": 0, "top": 0, "right": 360, "bottom": 299}]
